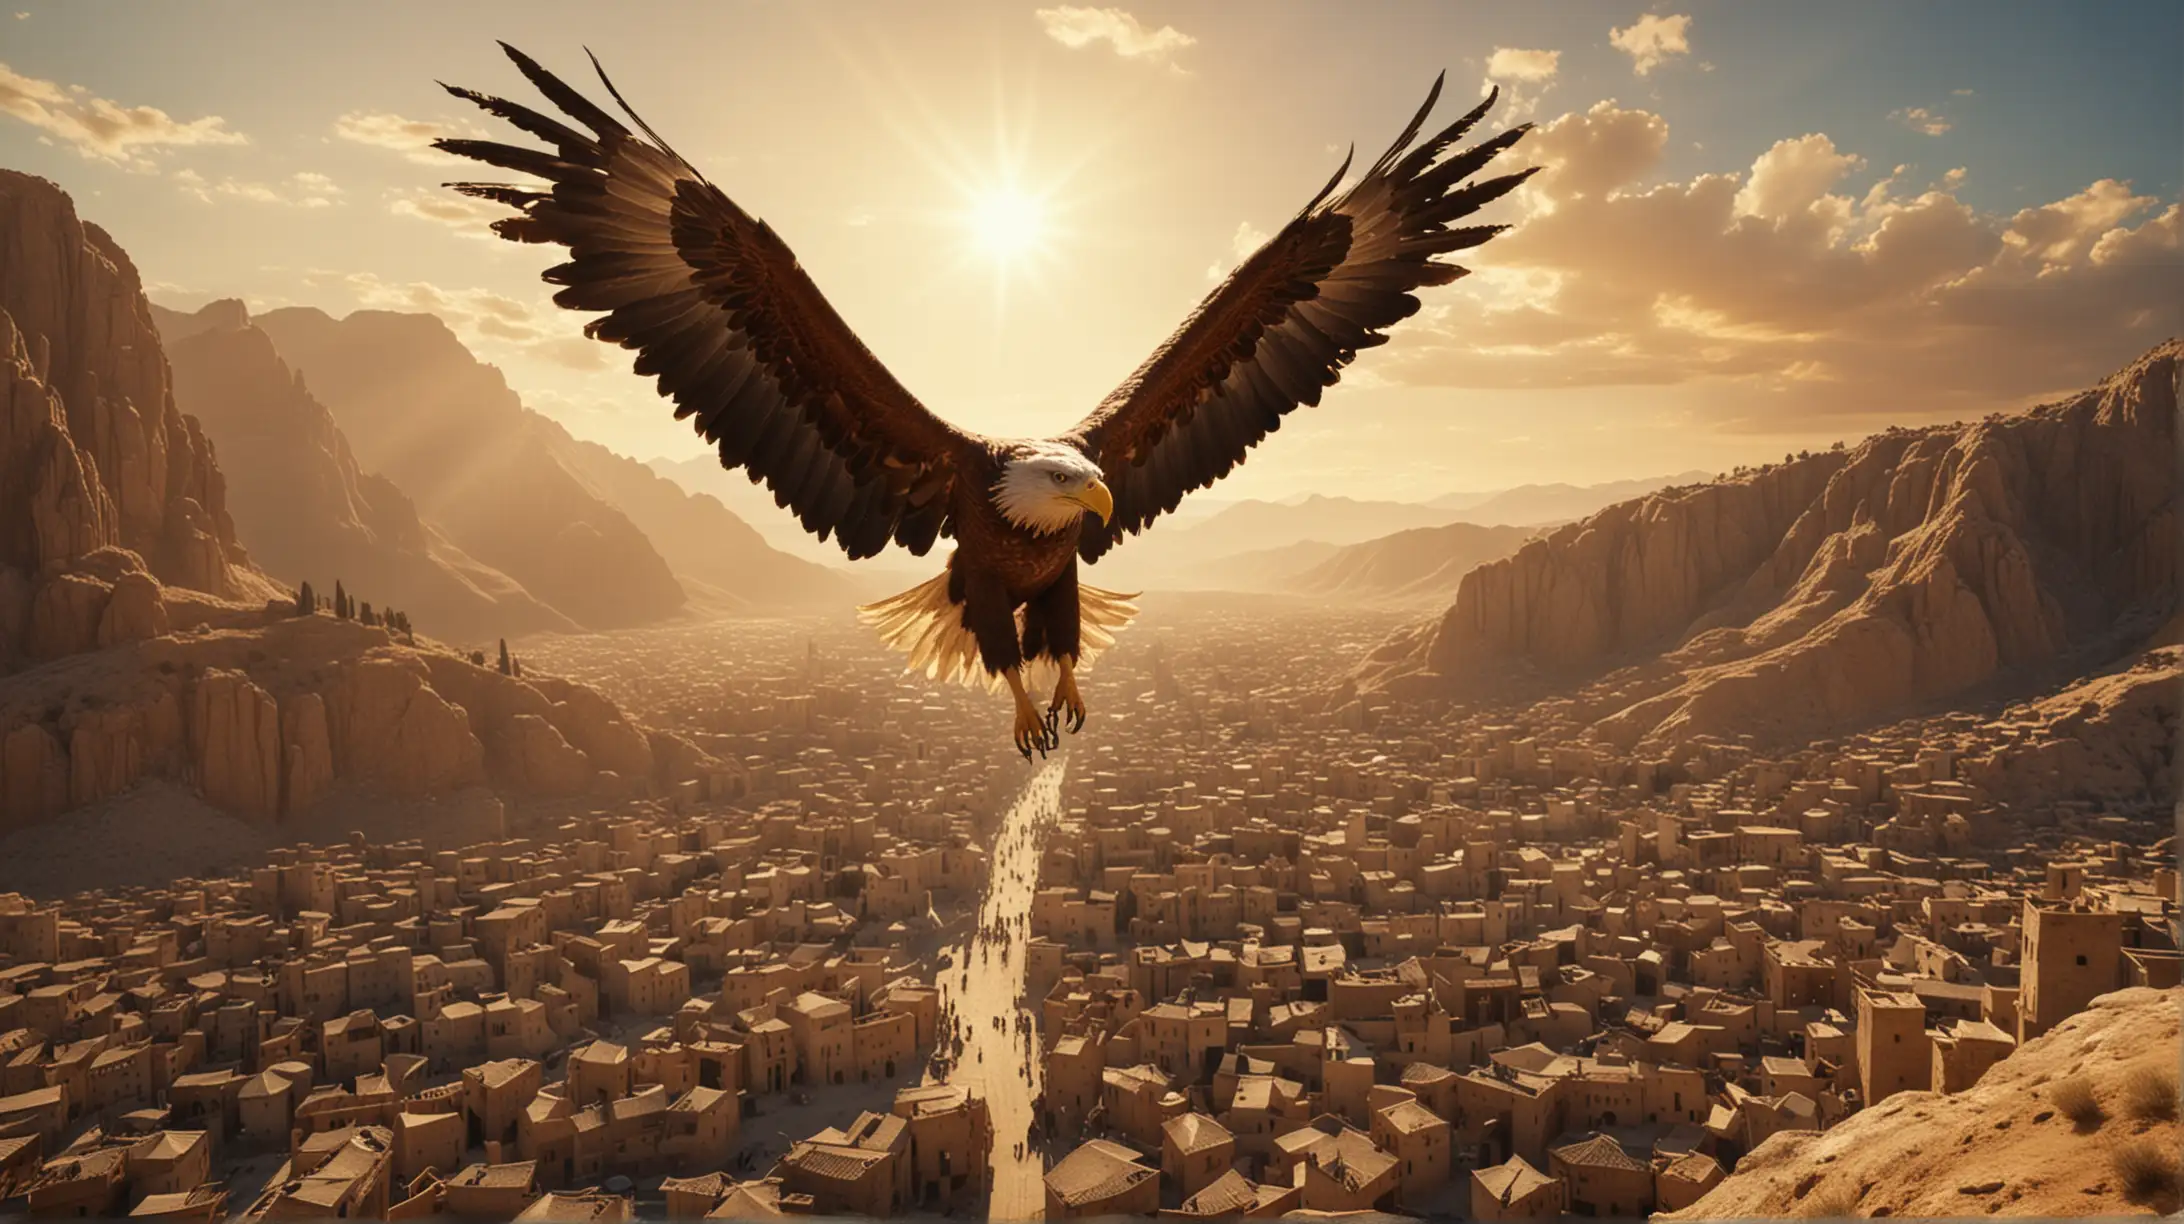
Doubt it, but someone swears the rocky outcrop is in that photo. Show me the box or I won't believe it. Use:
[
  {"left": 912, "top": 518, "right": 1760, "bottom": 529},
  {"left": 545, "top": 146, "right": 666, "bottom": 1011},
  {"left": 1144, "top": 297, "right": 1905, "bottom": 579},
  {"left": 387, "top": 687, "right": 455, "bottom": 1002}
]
[
  {"left": 0, "top": 171, "right": 258, "bottom": 604},
  {"left": 0, "top": 613, "right": 703, "bottom": 829},
  {"left": 250, "top": 306, "right": 688, "bottom": 629},
  {"left": 155, "top": 301, "right": 576, "bottom": 643},
  {"left": 1662, "top": 986, "right": 2183, "bottom": 1220},
  {"left": 1375, "top": 340, "right": 2180, "bottom": 749}
]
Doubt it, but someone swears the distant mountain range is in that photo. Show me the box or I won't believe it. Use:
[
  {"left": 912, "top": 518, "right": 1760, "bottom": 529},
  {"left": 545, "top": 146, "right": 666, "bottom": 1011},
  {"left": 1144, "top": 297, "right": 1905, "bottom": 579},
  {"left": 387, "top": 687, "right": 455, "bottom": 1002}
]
[
  {"left": 1073, "top": 475, "right": 1704, "bottom": 596},
  {"left": 153, "top": 301, "right": 851, "bottom": 637},
  {"left": 1429, "top": 471, "right": 1714, "bottom": 521}
]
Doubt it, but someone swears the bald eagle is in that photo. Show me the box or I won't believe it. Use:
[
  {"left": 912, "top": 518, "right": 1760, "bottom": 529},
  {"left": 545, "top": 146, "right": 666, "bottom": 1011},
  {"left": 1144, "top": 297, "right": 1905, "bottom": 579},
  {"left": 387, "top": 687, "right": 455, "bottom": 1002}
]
[{"left": 436, "top": 45, "right": 1534, "bottom": 757}]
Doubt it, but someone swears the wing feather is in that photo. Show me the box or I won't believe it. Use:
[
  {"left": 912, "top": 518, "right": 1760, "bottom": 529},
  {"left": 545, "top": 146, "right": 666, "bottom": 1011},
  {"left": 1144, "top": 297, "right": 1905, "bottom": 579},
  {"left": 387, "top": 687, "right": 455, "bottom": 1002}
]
[
  {"left": 1070, "top": 81, "right": 1533, "bottom": 561},
  {"left": 435, "top": 44, "right": 977, "bottom": 559}
]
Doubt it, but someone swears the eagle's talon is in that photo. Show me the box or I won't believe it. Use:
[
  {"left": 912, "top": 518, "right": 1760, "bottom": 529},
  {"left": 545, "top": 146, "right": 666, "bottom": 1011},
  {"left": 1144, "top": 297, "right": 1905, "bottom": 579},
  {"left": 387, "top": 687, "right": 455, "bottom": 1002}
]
[
  {"left": 1048, "top": 665, "right": 1087, "bottom": 739},
  {"left": 1012, "top": 689, "right": 1051, "bottom": 760}
]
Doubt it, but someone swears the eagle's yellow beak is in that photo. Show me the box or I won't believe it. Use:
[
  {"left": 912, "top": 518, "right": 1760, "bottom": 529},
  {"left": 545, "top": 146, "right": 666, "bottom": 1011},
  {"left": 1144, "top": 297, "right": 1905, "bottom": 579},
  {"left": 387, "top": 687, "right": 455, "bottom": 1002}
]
[{"left": 1072, "top": 477, "right": 1114, "bottom": 524}]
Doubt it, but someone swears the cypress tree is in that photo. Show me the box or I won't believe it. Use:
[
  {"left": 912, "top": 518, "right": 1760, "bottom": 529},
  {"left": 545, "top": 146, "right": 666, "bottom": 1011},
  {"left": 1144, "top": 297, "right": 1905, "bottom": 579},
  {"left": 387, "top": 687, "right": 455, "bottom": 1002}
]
[
  {"left": 334, "top": 580, "right": 350, "bottom": 620},
  {"left": 296, "top": 581, "right": 315, "bottom": 616},
  {"left": 497, "top": 638, "right": 512, "bottom": 675}
]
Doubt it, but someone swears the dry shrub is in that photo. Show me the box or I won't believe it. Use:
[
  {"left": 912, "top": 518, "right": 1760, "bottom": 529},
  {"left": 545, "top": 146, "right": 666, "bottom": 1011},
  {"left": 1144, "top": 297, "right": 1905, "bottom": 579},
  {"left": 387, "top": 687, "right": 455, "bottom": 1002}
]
[
  {"left": 2051, "top": 1074, "right": 2105, "bottom": 1129},
  {"left": 2110, "top": 1138, "right": 2183, "bottom": 1207},
  {"left": 2122, "top": 1066, "right": 2179, "bottom": 1123},
  {"left": 1797, "top": 1184, "right": 1862, "bottom": 1218}
]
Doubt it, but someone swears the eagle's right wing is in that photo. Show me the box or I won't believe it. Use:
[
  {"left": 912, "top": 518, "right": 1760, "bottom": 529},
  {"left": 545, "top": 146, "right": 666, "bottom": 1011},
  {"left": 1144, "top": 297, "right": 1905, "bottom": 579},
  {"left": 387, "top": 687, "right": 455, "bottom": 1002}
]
[
  {"left": 437, "top": 43, "right": 975, "bottom": 559},
  {"left": 1068, "top": 78, "right": 1533, "bottom": 562}
]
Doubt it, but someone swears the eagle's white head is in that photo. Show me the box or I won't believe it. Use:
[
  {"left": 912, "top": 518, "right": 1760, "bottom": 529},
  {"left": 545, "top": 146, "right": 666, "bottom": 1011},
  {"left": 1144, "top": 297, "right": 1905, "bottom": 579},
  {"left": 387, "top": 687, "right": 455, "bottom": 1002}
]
[{"left": 994, "top": 443, "right": 1114, "bottom": 534}]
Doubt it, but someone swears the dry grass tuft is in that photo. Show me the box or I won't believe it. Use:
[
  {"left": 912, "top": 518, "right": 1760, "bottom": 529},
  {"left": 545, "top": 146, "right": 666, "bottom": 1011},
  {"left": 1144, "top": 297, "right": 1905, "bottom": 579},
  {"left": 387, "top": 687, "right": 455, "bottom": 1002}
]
[
  {"left": 1797, "top": 1184, "right": 1862, "bottom": 1218},
  {"left": 2122, "top": 1066, "right": 2179, "bottom": 1123},
  {"left": 2051, "top": 1074, "right": 2105, "bottom": 1130},
  {"left": 2110, "top": 1138, "right": 2183, "bottom": 1207}
]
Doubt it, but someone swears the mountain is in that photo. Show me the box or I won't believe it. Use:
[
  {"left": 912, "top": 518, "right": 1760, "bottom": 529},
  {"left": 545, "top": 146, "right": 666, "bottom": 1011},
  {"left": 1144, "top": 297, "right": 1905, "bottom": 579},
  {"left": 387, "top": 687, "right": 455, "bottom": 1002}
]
[
  {"left": 549, "top": 429, "right": 850, "bottom": 609},
  {"left": 1368, "top": 340, "right": 2179, "bottom": 750},
  {"left": 0, "top": 172, "right": 275, "bottom": 626},
  {"left": 245, "top": 307, "right": 684, "bottom": 628},
  {"left": 158, "top": 300, "right": 576, "bottom": 642},
  {"left": 0, "top": 175, "right": 717, "bottom": 831},
  {"left": 1081, "top": 494, "right": 1472, "bottom": 591},
  {"left": 0, "top": 170, "right": 284, "bottom": 674},
  {"left": 1287, "top": 521, "right": 1538, "bottom": 606},
  {"left": 1433, "top": 470, "right": 1713, "bottom": 524},
  {"left": 646, "top": 453, "right": 871, "bottom": 567}
]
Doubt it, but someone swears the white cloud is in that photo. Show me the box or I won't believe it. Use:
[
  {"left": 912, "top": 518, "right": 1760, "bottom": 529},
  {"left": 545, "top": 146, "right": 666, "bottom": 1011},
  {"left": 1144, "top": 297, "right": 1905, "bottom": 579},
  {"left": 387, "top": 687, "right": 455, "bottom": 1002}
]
[
  {"left": 1386, "top": 101, "right": 2181, "bottom": 426},
  {"left": 1890, "top": 106, "right": 1952, "bottom": 136},
  {"left": 1609, "top": 14, "right": 1692, "bottom": 76},
  {"left": 1205, "top": 220, "right": 1271, "bottom": 281},
  {"left": 1486, "top": 48, "right": 1560, "bottom": 84},
  {"left": 175, "top": 167, "right": 342, "bottom": 208},
  {"left": 1484, "top": 47, "right": 1561, "bottom": 119},
  {"left": 1035, "top": 6, "right": 1195, "bottom": 66},
  {"left": 333, "top": 110, "right": 466, "bottom": 164},
  {"left": 1734, "top": 133, "right": 1862, "bottom": 222},
  {"left": 0, "top": 60, "right": 246, "bottom": 167}
]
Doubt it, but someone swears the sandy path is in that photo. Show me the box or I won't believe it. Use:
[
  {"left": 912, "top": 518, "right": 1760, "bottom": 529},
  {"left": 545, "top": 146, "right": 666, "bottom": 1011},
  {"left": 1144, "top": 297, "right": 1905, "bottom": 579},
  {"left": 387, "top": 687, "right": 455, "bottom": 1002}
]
[{"left": 929, "top": 755, "right": 1064, "bottom": 1219}]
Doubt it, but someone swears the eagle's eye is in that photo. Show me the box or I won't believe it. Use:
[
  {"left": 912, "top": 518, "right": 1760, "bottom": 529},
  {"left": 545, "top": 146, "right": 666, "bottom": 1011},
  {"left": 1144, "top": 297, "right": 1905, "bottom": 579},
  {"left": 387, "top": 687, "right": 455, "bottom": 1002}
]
[{"left": 1050, "top": 471, "right": 1067, "bottom": 484}]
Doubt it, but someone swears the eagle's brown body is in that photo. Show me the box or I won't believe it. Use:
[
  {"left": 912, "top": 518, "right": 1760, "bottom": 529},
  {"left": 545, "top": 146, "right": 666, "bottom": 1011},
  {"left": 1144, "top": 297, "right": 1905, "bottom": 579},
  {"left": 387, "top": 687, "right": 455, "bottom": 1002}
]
[{"left": 437, "top": 43, "right": 1533, "bottom": 754}]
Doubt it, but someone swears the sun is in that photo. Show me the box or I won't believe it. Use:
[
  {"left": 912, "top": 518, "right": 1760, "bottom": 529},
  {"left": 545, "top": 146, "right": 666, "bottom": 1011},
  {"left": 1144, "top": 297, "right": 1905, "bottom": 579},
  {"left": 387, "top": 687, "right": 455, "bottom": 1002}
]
[{"left": 964, "top": 184, "right": 1049, "bottom": 264}]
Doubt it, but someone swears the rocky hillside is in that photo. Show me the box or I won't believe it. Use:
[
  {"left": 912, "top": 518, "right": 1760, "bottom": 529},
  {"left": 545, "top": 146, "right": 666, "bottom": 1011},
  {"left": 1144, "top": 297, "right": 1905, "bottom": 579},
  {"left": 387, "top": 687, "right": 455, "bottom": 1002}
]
[
  {"left": 1370, "top": 340, "right": 2178, "bottom": 750},
  {"left": 0, "top": 175, "right": 716, "bottom": 833},
  {"left": 162, "top": 300, "right": 575, "bottom": 642},
  {"left": 542, "top": 423, "right": 849, "bottom": 609},
  {"left": 1289, "top": 521, "right": 1538, "bottom": 606},
  {"left": 245, "top": 306, "right": 686, "bottom": 629},
  {"left": 248, "top": 305, "right": 847, "bottom": 622},
  {"left": 1663, "top": 986, "right": 2183, "bottom": 1219}
]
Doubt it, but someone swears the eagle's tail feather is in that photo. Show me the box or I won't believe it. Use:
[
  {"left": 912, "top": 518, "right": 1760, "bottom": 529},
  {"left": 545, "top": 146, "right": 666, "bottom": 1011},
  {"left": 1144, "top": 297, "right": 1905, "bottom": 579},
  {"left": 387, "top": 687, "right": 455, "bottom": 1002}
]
[{"left": 857, "top": 575, "right": 1142, "bottom": 693}]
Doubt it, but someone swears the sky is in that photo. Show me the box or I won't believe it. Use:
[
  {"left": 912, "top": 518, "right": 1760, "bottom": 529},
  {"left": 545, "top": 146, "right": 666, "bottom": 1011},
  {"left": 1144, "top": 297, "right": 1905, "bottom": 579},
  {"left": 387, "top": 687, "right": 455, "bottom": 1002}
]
[{"left": 3, "top": 1, "right": 2178, "bottom": 503}]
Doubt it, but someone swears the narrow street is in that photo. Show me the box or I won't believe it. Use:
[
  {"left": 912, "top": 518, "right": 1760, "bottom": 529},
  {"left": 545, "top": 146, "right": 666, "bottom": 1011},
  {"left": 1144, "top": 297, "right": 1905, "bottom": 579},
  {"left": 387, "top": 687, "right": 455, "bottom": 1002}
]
[{"left": 928, "top": 755, "right": 1064, "bottom": 1219}]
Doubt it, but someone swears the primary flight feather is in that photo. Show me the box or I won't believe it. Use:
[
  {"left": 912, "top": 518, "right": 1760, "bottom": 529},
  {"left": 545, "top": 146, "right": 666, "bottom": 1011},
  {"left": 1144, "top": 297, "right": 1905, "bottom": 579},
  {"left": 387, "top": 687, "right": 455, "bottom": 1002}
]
[{"left": 436, "top": 43, "right": 1535, "bottom": 757}]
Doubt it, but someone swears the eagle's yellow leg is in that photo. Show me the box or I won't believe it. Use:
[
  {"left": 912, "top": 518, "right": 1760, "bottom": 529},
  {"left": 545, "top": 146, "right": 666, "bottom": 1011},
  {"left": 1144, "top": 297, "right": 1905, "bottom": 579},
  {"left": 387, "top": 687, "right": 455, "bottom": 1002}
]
[
  {"left": 1048, "top": 656, "right": 1086, "bottom": 734},
  {"left": 1005, "top": 668, "right": 1059, "bottom": 760}
]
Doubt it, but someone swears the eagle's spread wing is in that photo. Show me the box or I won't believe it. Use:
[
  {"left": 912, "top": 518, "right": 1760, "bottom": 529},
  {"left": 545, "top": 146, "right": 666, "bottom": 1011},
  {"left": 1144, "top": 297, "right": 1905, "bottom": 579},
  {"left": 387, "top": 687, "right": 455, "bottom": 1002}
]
[
  {"left": 1068, "top": 78, "right": 1534, "bottom": 562},
  {"left": 436, "top": 44, "right": 973, "bottom": 559}
]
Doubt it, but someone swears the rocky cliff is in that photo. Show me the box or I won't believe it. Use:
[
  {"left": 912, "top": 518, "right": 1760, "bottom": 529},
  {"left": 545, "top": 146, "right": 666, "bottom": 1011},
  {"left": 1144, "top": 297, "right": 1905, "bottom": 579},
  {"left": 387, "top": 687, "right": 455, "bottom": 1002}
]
[
  {"left": 0, "top": 170, "right": 284, "bottom": 673},
  {"left": 0, "top": 175, "right": 715, "bottom": 832},
  {"left": 1662, "top": 986, "right": 2183, "bottom": 1219},
  {"left": 158, "top": 300, "right": 576, "bottom": 642},
  {"left": 1372, "top": 340, "right": 2179, "bottom": 749}
]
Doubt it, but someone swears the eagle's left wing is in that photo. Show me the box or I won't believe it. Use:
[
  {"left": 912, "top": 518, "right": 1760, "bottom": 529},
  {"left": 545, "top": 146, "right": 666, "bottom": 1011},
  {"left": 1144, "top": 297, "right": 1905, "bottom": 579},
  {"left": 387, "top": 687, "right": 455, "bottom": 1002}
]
[{"left": 1069, "top": 77, "right": 1533, "bottom": 562}]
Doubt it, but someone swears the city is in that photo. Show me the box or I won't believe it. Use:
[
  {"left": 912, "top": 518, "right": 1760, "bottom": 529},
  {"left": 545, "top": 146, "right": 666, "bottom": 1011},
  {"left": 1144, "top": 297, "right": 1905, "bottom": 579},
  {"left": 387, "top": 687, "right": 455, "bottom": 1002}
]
[{"left": 0, "top": 600, "right": 2174, "bottom": 1219}]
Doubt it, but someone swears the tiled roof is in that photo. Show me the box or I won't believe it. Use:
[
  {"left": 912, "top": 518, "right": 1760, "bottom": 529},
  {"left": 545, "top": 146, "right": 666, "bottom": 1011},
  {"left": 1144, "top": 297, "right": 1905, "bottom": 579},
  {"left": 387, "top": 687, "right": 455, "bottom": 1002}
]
[{"left": 1551, "top": 1132, "right": 1650, "bottom": 1172}]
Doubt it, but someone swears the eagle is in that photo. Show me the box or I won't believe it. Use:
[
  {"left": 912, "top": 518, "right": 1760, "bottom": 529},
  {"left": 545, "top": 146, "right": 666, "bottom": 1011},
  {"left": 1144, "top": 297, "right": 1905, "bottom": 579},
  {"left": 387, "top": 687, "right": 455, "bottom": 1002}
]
[{"left": 435, "top": 44, "right": 1534, "bottom": 758}]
